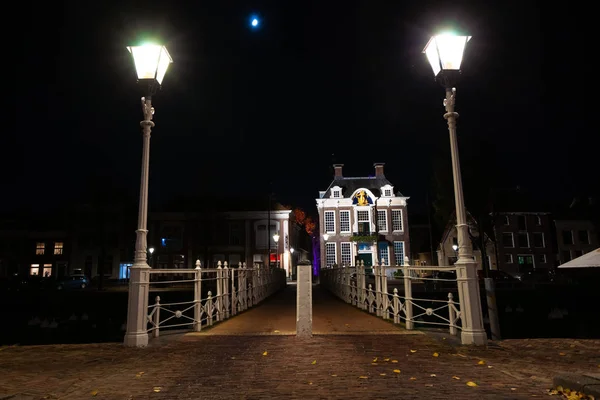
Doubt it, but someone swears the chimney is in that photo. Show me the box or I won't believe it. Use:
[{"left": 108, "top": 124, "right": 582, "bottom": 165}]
[
  {"left": 374, "top": 162, "right": 385, "bottom": 177},
  {"left": 333, "top": 164, "right": 344, "bottom": 178}
]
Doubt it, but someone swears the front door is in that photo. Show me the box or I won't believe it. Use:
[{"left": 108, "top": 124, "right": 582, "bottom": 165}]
[
  {"left": 517, "top": 255, "right": 534, "bottom": 272},
  {"left": 357, "top": 253, "right": 372, "bottom": 267}
]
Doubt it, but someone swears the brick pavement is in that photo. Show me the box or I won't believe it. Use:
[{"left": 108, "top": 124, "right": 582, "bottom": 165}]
[{"left": 1, "top": 284, "right": 599, "bottom": 399}]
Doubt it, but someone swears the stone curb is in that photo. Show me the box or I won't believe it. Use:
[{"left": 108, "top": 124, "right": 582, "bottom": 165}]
[{"left": 553, "top": 373, "right": 600, "bottom": 397}]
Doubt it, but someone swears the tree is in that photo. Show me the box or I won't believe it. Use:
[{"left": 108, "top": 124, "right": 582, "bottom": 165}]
[
  {"left": 304, "top": 217, "right": 316, "bottom": 235},
  {"left": 292, "top": 208, "right": 307, "bottom": 226}
]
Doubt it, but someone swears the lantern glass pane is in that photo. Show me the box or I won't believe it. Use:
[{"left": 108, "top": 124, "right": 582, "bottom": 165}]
[
  {"left": 155, "top": 46, "right": 173, "bottom": 85},
  {"left": 436, "top": 35, "right": 469, "bottom": 71},
  {"left": 128, "top": 45, "right": 162, "bottom": 80}
]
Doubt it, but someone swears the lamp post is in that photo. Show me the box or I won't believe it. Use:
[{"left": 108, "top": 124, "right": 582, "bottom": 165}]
[
  {"left": 290, "top": 247, "right": 295, "bottom": 280},
  {"left": 273, "top": 233, "right": 280, "bottom": 268},
  {"left": 148, "top": 247, "right": 155, "bottom": 268},
  {"left": 423, "top": 33, "right": 487, "bottom": 345},
  {"left": 124, "top": 43, "right": 173, "bottom": 347}
]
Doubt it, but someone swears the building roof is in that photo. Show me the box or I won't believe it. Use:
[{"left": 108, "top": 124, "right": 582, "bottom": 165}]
[{"left": 321, "top": 176, "right": 403, "bottom": 199}]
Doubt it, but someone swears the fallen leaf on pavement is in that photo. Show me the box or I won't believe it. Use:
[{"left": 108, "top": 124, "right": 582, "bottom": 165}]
[
  {"left": 466, "top": 381, "right": 478, "bottom": 387},
  {"left": 273, "top": 330, "right": 280, "bottom": 333},
  {"left": 308, "top": 382, "right": 313, "bottom": 385},
  {"left": 359, "top": 376, "right": 369, "bottom": 379},
  {"left": 511, "top": 388, "right": 517, "bottom": 391},
  {"left": 425, "top": 384, "right": 434, "bottom": 387},
  {"left": 488, "top": 365, "right": 493, "bottom": 369},
  {"left": 371, "top": 363, "right": 378, "bottom": 366},
  {"left": 391, "top": 360, "right": 398, "bottom": 363},
  {"left": 231, "top": 357, "right": 236, "bottom": 359},
  {"left": 410, "top": 377, "right": 417, "bottom": 380},
  {"left": 384, "top": 358, "right": 390, "bottom": 362},
  {"left": 410, "top": 349, "right": 417, "bottom": 353},
  {"left": 559, "top": 352, "right": 566, "bottom": 356},
  {"left": 393, "top": 369, "right": 401, "bottom": 374},
  {"left": 433, "top": 352, "right": 439, "bottom": 357},
  {"left": 312, "top": 360, "right": 317, "bottom": 365},
  {"left": 380, "top": 373, "right": 387, "bottom": 376},
  {"left": 153, "top": 387, "right": 161, "bottom": 392},
  {"left": 452, "top": 376, "right": 460, "bottom": 380},
  {"left": 263, "top": 351, "right": 268, "bottom": 356},
  {"left": 91, "top": 390, "right": 98, "bottom": 397},
  {"left": 477, "top": 360, "right": 485, "bottom": 365},
  {"left": 430, "top": 374, "right": 437, "bottom": 377},
  {"left": 372, "top": 357, "right": 378, "bottom": 362},
  {"left": 442, "top": 337, "right": 446, "bottom": 340},
  {"left": 331, "top": 374, "right": 337, "bottom": 377}
]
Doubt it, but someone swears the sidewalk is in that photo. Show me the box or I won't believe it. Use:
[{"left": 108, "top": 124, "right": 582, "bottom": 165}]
[
  {"left": 190, "top": 283, "right": 420, "bottom": 336},
  {"left": 1, "top": 285, "right": 599, "bottom": 399}
]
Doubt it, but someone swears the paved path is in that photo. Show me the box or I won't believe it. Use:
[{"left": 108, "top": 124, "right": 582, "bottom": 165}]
[{"left": 189, "top": 283, "right": 420, "bottom": 336}]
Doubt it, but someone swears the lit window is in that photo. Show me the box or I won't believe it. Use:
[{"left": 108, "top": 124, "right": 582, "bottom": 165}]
[
  {"left": 378, "top": 244, "right": 389, "bottom": 265},
  {"left": 36, "top": 242, "right": 45, "bottom": 255},
  {"left": 30, "top": 264, "right": 40, "bottom": 275},
  {"left": 391, "top": 210, "right": 403, "bottom": 231},
  {"left": 43, "top": 264, "right": 52, "bottom": 277},
  {"left": 357, "top": 211, "right": 370, "bottom": 233},
  {"left": 377, "top": 210, "right": 387, "bottom": 232},
  {"left": 340, "top": 242, "right": 352, "bottom": 265},
  {"left": 324, "top": 211, "right": 335, "bottom": 233},
  {"left": 339, "top": 211, "right": 350, "bottom": 233},
  {"left": 326, "top": 242, "right": 336, "bottom": 266},
  {"left": 54, "top": 242, "right": 64, "bottom": 255},
  {"left": 393, "top": 241, "right": 405, "bottom": 265}
]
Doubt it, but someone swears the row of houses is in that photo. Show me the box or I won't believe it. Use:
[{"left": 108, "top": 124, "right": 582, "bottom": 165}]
[{"left": 0, "top": 205, "right": 309, "bottom": 282}]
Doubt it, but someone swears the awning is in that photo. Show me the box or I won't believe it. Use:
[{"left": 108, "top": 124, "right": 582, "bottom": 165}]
[{"left": 558, "top": 248, "right": 600, "bottom": 268}]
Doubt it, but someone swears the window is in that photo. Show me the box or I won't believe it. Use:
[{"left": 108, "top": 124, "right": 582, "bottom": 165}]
[
  {"left": 377, "top": 210, "right": 387, "bottom": 232},
  {"left": 326, "top": 242, "right": 336, "bottom": 266},
  {"left": 30, "top": 264, "right": 40, "bottom": 276},
  {"left": 357, "top": 210, "right": 370, "bottom": 234},
  {"left": 378, "top": 244, "right": 389, "bottom": 265},
  {"left": 502, "top": 232, "right": 514, "bottom": 248},
  {"left": 536, "top": 216, "right": 542, "bottom": 226},
  {"left": 393, "top": 241, "right": 405, "bottom": 265},
  {"left": 43, "top": 264, "right": 52, "bottom": 277},
  {"left": 562, "top": 230, "right": 573, "bottom": 245},
  {"left": 324, "top": 211, "right": 335, "bottom": 233},
  {"left": 532, "top": 232, "right": 545, "bottom": 248},
  {"left": 574, "top": 250, "right": 583, "bottom": 258},
  {"left": 517, "top": 215, "right": 526, "bottom": 230},
  {"left": 503, "top": 216, "right": 510, "bottom": 225},
  {"left": 384, "top": 189, "right": 392, "bottom": 197},
  {"left": 504, "top": 254, "right": 513, "bottom": 264},
  {"left": 540, "top": 254, "right": 547, "bottom": 263},
  {"left": 391, "top": 209, "right": 403, "bottom": 231},
  {"left": 578, "top": 230, "right": 590, "bottom": 244},
  {"left": 518, "top": 233, "right": 529, "bottom": 248},
  {"left": 229, "top": 222, "right": 243, "bottom": 246},
  {"left": 341, "top": 242, "right": 352, "bottom": 265},
  {"left": 36, "top": 242, "right": 45, "bottom": 255},
  {"left": 339, "top": 211, "right": 351, "bottom": 233},
  {"left": 518, "top": 255, "right": 534, "bottom": 269},
  {"left": 54, "top": 242, "right": 64, "bottom": 255},
  {"left": 562, "top": 250, "right": 571, "bottom": 262}
]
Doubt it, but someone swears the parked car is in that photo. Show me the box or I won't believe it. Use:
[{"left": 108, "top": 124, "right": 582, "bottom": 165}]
[{"left": 56, "top": 274, "right": 90, "bottom": 290}]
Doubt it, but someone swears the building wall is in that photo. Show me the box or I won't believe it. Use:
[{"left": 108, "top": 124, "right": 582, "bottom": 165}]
[
  {"left": 437, "top": 224, "right": 497, "bottom": 270},
  {"left": 555, "top": 219, "right": 599, "bottom": 265}
]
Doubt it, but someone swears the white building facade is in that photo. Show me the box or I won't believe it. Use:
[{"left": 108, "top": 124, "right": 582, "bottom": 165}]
[{"left": 316, "top": 163, "right": 410, "bottom": 271}]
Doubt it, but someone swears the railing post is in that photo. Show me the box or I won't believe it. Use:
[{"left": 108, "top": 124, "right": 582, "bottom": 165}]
[
  {"left": 124, "top": 264, "right": 150, "bottom": 347},
  {"left": 152, "top": 296, "right": 160, "bottom": 338},
  {"left": 393, "top": 288, "right": 400, "bottom": 324},
  {"left": 231, "top": 265, "right": 237, "bottom": 317},
  {"left": 359, "top": 260, "right": 366, "bottom": 310},
  {"left": 223, "top": 262, "right": 230, "bottom": 319},
  {"left": 296, "top": 260, "right": 313, "bottom": 338},
  {"left": 216, "top": 262, "right": 223, "bottom": 322},
  {"left": 448, "top": 292, "right": 458, "bottom": 336},
  {"left": 403, "top": 265, "right": 414, "bottom": 330},
  {"left": 206, "top": 291, "right": 213, "bottom": 326},
  {"left": 382, "top": 264, "right": 389, "bottom": 320},
  {"left": 375, "top": 263, "right": 382, "bottom": 316},
  {"left": 242, "top": 263, "right": 248, "bottom": 311},
  {"left": 194, "top": 260, "right": 202, "bottom": 331}
]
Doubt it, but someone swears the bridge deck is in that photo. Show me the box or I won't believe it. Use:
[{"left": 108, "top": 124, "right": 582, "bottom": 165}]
[{"left": 187, "top": 283, "right": 421, "bottom": 336}]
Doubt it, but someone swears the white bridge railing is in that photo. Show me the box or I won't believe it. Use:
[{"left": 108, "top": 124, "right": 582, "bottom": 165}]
[
  {"left": 147, "top": 261, "right": 286, "bottom": 338},
  {"left": 321, "top": 262, "right": 462, "bottom": 336}
]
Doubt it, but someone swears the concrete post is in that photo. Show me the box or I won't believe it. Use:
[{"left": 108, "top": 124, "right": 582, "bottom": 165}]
[
  {"left": 296, "top": 260, "right": 313, "bottom": 338},
  {"left": 124, "top": 265, "right": 150, "bottom": 346}
]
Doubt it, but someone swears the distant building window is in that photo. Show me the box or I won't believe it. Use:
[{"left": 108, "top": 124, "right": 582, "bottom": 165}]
[
  {"left": 340, "top": 242, "right": 352, "bottom": 266},
  {"left": 30, "top": 264, "right": 40, "bottom": 275},
  {"left": 574, "top": 250, "right": 583, "bottom": 258},
  {"left": 533, "top": 232, "right": 545, "bottom": 248},
  {"left": 504, "top": 254, "right": 513, "bottom": 264},
  {"left": 503, "top": 216, "right": 510, "bottom": 225},
  {"left": 518, "top": 232, "right": 529, "bottom": 248},
  {"left": 502, "top": 233, "right": 514, "bottom": 248},
  {"left": 357, "top": 210, "right": 370, "bottom": 233},
  {"left": 377, "top": 210, "right": 387, "bottom": 232},
  {"left": 43, "top": 264, "right": 52, "bottom": 277},
  {"left": 578, "top": 230, "right": 590, "bottom": 245},
  {"left": 391, "top": 209, "right": 403, "bottom": 232},
  {"left": 384, "top": 189, "right": 392, "bottom": 197},
  {"left": 562, "top": 251, "right": 571, "bottom": 262},
  {"left": 393, "top": 241, "right": 405, "bottom": 265},
  {"left": 378, "top": 244, "right": 389, "bottom": 265},
  {"left": 339, "top": 211, "right": 350, "bottom": 233},
  {"left": 536, "top": 216, "right": 542, "bottom": 226},
  {"left": 517, "top": 215, "right": 526, "bottom": 230},
  {"left": 324, "top": 211, "right": 335, "bottom": 233},
  {"left": 539, "top": 254, "right": 547, "bottom": 263},
  {"left": 562, "top": 230, "right": 573, "bottom": 245},
  {"left": 54, "top": 242, "right": 64, "bottom": 255},
  {"left": 333, "top": 190, "right": 341, "bottom": 198},
  {"left": 36, "top": 242, "right": 45, "bottom": 255},
  {"left": 326, "top": 242, "right": 336, "bottom": 266}
]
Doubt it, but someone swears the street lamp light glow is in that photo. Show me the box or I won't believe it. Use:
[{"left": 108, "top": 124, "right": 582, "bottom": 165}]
[
  {"left": 149, "top": 247, "right": 155, "bottom": 254},
  {"left": 273, "top": 234, "right": 280, "bottom": 243},
  {"left": 251, "top": 18, "right": 259, "bottom": 27},
  {"left": 290, "top": 248, "right": 294, "bottom": 254},
  {"left": 127, "top": 44, "right": 173, "bottom": 85},
  {"left": 323, "top": 234, "right": 329, "bottom": 241},
  {"left": 452, "top": 244, "right": 458, "bottom": 252},
  {"left": 423, "top": 33, "right": 471, "bottom": 77}
]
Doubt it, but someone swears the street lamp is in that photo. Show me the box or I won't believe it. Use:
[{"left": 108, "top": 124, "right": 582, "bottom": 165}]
[
  {"left": 124, "top": 43, "right": 173, "bottom": 348},
  {"left": 273, "top": 234, "right": 280, "bottom": 268},
  {"left": 148, "top": 247, "right": 155, "bottom": 267},
  {"left": 423, "top": 33, "right": 487, "bottom": 345},
  {"left": 452, "top": 244, "right": 458, "bottom": 252}
]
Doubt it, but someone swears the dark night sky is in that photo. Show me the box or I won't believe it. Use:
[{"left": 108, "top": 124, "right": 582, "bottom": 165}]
[{"left": 8, "top": 1, "right": 596, "bottom": 217}]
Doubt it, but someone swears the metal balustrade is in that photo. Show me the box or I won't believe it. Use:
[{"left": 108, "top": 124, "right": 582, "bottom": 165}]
[
  {"left": 321, "top": 261, "right": 463, "bottom": 336},
  {"left": 146, "top": 261, "right": 286, "bottom": 338}
]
